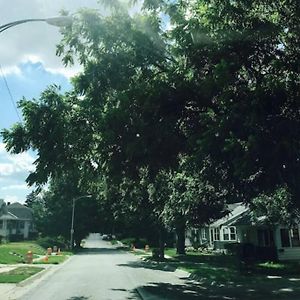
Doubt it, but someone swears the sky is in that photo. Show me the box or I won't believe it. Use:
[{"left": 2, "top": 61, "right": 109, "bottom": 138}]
[{"left": 0, "top": 0, "right": 107, "bottom": 204}]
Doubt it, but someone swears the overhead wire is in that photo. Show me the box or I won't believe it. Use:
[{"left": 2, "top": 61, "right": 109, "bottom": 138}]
[{"left": 0, "top": 64, "right": 22, "bottom": 123}]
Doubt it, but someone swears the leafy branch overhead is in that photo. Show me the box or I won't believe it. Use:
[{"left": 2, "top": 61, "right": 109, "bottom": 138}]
[{"left": 1, "top": 0, "right": 300, "bottom": 255}]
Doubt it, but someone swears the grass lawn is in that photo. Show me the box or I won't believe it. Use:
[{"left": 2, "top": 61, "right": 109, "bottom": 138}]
[
  {"left": 140, "top": 249, "right": 300, "bottom": 299},
  {"left": 0, "top": 242, "right": 46, "bottom": 264},
  {"left": 0, "top": 266, "right": 44, "bottom": 283},
  {"left": 165, "top": 248, "right": 300, "bottom": 277}
]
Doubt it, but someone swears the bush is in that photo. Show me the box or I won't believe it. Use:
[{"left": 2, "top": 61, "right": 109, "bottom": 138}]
[
  {"left": 8, "top": 234, "right": 23, "bottom": 242},
  {"left": 121, "top": 237, "right": 148, "bottom": 249},
  {"left": 224, "top": 243, "right": 240, "bottom": 255},
  {"left": 36, "top": 236, "right": 67, "bottom": 250}
]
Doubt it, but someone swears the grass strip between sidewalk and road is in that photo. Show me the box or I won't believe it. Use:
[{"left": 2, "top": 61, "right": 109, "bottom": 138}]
[{"left": 0, "top": 266, "right": 44, "bottom": 283}]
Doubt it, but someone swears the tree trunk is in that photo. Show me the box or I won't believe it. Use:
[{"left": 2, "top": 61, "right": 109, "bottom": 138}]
[
  {"left": 158, "top": 226, "right": 165, "bottom": 260},
  {"left": 176, "top": 220, "right": 186, "bottom": 255}
]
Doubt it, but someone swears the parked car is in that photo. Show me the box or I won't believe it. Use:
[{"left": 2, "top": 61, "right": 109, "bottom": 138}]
[{"left": 102, "top": 234, "right": 112, "bottom": 241}]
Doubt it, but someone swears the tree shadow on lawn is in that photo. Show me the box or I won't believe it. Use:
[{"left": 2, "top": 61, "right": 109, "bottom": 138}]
[
  {"left": 118, "top": 259, "right": 300, "bottom": 299},
  {"left": 139, "top": 277, "right": 300, "bottom": 300}
]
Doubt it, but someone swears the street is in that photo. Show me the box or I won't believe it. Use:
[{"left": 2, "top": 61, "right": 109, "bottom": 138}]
[{"left": 12, "top": 233, "right": 192, "bottom": 300}]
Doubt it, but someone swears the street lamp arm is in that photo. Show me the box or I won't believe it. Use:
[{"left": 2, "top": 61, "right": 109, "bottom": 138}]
[
  {"left": 73, "top": 195, "right": 92, "bottom": 202},
  {"left": 0, "top": 16, "right": 72, "bottom": 34}
]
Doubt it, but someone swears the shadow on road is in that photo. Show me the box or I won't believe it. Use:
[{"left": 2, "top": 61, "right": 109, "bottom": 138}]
[
  {"left": 117, "top": 260, "right": 177, "bottom": 272},
  {"left": 111, "top": 288, "right": 140, "bottom": 299},
  {"left": 66, "top": 297, "right": 90, "bottom": 300},
  {"left": 76, "top": 247, "right": 126, "bottom": 255}
]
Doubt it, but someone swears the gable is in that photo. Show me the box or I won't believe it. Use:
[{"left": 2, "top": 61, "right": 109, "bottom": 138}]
[
  {"left": 7, "top": 202, "right": 33, "bottom": 220},
  {"left": 210, "top": 203, "right": 249, "bottom": 228}
]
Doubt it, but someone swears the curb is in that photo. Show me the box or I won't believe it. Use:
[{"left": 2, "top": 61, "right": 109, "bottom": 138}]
[
  {"left": 135, "top": 287, "right": 162, "bottom": 300},
  {"left": 3, "top": 255, "right": 74, "bottom": 300},
  {"left": 16, "top": 265, "right": 52, "bottom": 287},
  {"left": 174, "top": 268, "right": 191, "bottom": 278},
  {"left": 17, "top": 255, "right": 72, "bottom": 287}
]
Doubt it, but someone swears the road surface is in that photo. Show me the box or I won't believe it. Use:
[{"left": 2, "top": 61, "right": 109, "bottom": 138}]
[{"left": 14, "top": 233, "right": 190, "bottom": 300}]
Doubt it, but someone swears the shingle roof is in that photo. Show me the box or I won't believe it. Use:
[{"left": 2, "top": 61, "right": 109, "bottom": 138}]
[
  {"left": 210, "top": 203, "right": 249, "bottom": 227},
  {"left": 0, "top": 212, "right": 18, "bottom": 220},
  {"left": 7, "top": 202, "right": 33, "bottom": 220}
]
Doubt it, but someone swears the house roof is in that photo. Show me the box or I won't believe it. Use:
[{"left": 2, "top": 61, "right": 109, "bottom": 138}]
[
  {"left": 210, "top": 203, "right": 249, "bottom": 227},
  {"left": 0, "top": 212, "right": 18, "bottom": 220},
  {"left": 7, "top": 202, "right": 33, "bottom": 220},
  {"left": 226, "top": 211, "right": 267, "bottom": 226}
]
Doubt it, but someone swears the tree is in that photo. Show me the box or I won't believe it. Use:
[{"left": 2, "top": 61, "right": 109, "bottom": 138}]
[
  {"left": 2, "top": 0, "right": 299, "bottom": 256},
  {"left": 158, "top": 0, "right": 300, "bottom": 209}
]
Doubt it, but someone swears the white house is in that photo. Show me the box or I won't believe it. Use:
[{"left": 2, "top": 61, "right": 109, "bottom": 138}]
[
  {"left": 186, "top": 202, "right": 300, "bottom": 261},
  {"left": 0, "top": 199, "right": 36, "bottom": 241}
]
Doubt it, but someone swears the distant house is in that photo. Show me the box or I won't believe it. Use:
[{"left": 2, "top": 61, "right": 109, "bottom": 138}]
[
  {"left": 0, "top": 199, "right": 36, "bottom": 241},
  {"left": 186, "top": 202, "right": 300, "bottom": 261}
]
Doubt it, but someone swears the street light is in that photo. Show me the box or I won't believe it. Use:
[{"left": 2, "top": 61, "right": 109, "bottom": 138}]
[
  {"left": 0, "top": 16, "right": 72, "bottom": 34},
  {"left": 70, "top": 195, "right": 92, "bottom": 249}
]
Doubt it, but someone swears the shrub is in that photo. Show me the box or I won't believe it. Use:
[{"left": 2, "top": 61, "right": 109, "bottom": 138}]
[
  {"left": 121, "top": 237, "right": 148, "bottom": 249},
  {"left": 36, "top": 236, "right": 67, "bottom": 250},
  {"left": 224, "top": 243, "right": 240, "bottom": 255},
  {"left": 8, "top": 234, "right": 23, "bottom": 242}
]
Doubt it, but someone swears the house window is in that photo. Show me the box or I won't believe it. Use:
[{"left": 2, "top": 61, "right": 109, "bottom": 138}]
[
  {"left": 201, "top": 229, "right": 207, "bottom": 240},
  {"left": 0, "top": 220, "right": 3, "bottom": 229},
  {"left": 19, "top": 221, "right": 25, "bottom": 229},
  {"left": 230, "top": 227, "right": 237, "bottom": 240},
  {"left": 223, "top": 227, "right": 229, "bottom": 240},
  {"left": 223, "top": 227, "right": 236, "bottom": 241},
  {"left": 291, "top": 228, "right": 300, "bottom": 247},
  {"left": 212, "top": 228, "right": 220, "bottom": 241}
]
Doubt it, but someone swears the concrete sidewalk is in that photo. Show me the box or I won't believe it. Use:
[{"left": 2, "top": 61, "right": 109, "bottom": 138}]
[{"left": 0, "top": 260, "right": 69, "bottom": 300}]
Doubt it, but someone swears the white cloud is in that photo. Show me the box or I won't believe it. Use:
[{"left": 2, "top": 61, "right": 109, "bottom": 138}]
[
  {"left": 1, "top": 184, "right": 28, "bottom": 191},
  {"left": 0, "top": 143, "right": 35, "bottom": 177},
  {"left": 0, "top": 143, "right": 35, "bottom": 203},
  {"left": 3, "top": 195, "right": 20, "bottom": 203},
  {"left": 0, "top": 0, "right": 143, "bottom": 78},
  {"left": 0, "top": 163, "right": 15, "bottom": 176},
  {"left": 0, "top": 0, "right": 101, "bottom": 77}
]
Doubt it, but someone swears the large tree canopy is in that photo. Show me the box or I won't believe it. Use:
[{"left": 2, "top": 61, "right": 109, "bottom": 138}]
[{"left": 1, "top": 0, "right": 300, "bottom": 255}]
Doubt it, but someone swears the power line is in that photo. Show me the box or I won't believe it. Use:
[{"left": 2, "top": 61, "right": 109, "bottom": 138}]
[{"left": 0, "top": 64, "right": 22, "bottom": 123}]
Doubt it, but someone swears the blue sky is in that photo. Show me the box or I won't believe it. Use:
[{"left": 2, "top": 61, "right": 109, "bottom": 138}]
[
  {"left": 0, "top": 0, "right": 144, "bottom": 204},
  {"left": 0, "top": 0, "right": 101, "bottom": 203}
]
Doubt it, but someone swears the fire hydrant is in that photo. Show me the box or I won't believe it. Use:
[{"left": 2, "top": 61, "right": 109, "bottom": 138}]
[{"left": 26, "top": 251, "right": 33, "bottom": 264}]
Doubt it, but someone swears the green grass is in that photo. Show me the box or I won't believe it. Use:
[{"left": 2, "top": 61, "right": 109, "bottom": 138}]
[
  {"left": 0, "top": 242, "right": 46, "bottom": 264},
  {"left": 255, "top": 261, "right": 300, "bottom": 275},
  {"left": 0, "top": 266, "right": 44, "bottom": 283},
  {"left": 145, "top": 249, "right": 300, "bottom": 299},
  {"left": 163, "top": 248, "right": 300, "bottom": 283}
]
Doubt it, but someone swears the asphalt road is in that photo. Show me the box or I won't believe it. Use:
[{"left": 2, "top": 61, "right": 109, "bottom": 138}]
[{"left": 14, "top": 233, "right": 188, "bottom": 300}]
